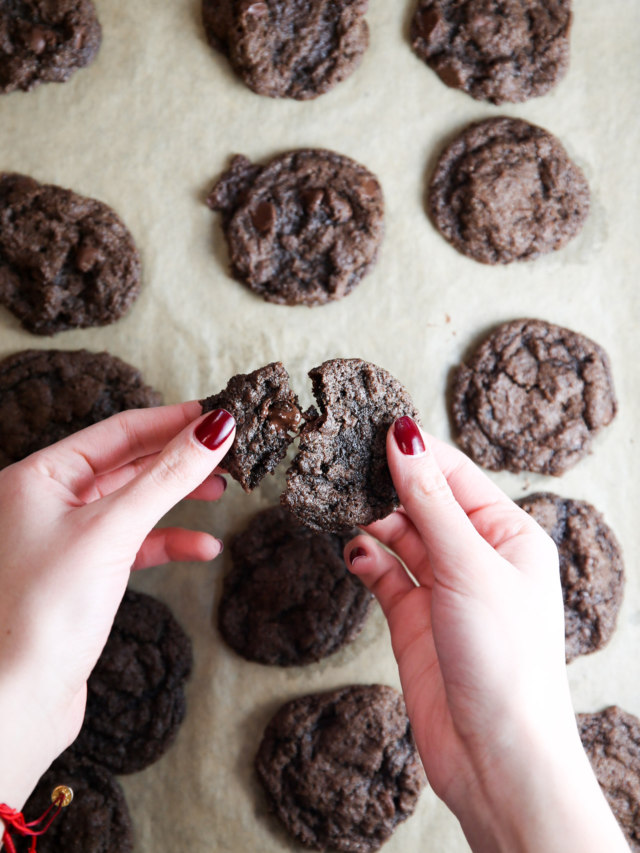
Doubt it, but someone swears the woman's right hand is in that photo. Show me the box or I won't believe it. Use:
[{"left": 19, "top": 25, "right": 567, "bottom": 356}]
[{"left": 346, "top": 417, "right": 629, "bottom": 853}]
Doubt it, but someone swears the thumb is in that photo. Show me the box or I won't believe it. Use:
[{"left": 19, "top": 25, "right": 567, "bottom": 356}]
[
  {"left": 98, "top": 408, "right": 235, "bottom": 531},
  {"left": 387, "top": 417, "right": 496, "bottom": 589}
]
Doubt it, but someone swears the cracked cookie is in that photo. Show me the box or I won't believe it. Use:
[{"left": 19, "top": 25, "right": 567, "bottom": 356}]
[
  {"left": 0, "top": 173, "right": 141, "bottom": 334},
  {"left": 255, "top": 684, "right": 426, "bottom": 852},
  {"left": 428, "top": 117, "right": 589, "bottom": 264},
  {"left": 411, "top": 0, "right": 571, "bottom": 105},
  {"left": 0, "top": 0, "right": 101, "bottom": 94},
  {"left": 0, "top": 349, "right": 162, "bottom": 470},
  {"left": 201, "top": 361, "right": 301, "bottom": 491},
  {"left": 202, "top": 0, "right": 369, "bottom": 100},
  {"left": 578, "top": 707, "right": 640, "bottom": 851},
  {"left": 206, "top": 149, "right": 384, "bottom": 306},
  {"left": 20, "top": 751, "right": 133, "bottom": 853},
  {"left": 452, "top": 319, "right": 617, "bottom": 475},
  {"left": 219, "top": 506, "right": 372, "bottom": 666},
  {"left": 516, "top": 493, "right": 624, "bottom": 662},
  {"left": 282, "top": 358, "right": 420, "bottom": 532},
  {"left": 71, "top": 590, "right": 193, "bottom": 775}
]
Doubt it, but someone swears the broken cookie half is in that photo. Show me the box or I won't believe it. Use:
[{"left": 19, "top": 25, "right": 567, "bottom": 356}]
[
  {"left": 202, "top": 358, "right": 420, "bottom": 532},
  {"left": 201, "top": 361, "right": 302, "bottom": 493}
]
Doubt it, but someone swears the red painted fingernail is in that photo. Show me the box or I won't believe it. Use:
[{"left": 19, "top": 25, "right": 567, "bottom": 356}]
[
  {"left": 195, "top": 409, "right": 235, "bottom": 450},
  {"left": 393, "top": 416, "right": 426, "bottom": 456},
  {"left": 349, "top": 546, "right": 367, "bottom": 565}
]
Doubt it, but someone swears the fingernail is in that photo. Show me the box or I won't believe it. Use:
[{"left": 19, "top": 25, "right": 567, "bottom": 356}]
[
  {"left": 217, "top": 475, "right": 228, "bottom": 492},
  {"left": 349, "top": 546, "right": 367, "bottom": 565},
  {"left": 195, "top": 409, "right": 235, "bottom": 450},
  {"left": 216, "top": 538, "right": 224, "bottom": 555},
  {"left": 393, "top": 416, "right": 426, "bottom": 456}
]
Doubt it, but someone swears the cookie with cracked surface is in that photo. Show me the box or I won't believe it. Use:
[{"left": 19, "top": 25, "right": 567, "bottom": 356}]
[
  {"left": 0, "top": 348, "right": 162, "bottom": 470},
  {"left": 0, "top": 0, "right": 101, "bottom": 94},
  {"left": 206, "top": 149, "right": 384, "bottom": 306},
  {"left": 201, "top": 361, "right": 301, "bottom": 491},
  {"left": 202, "top": 0, "right": 369, "bottom": 100},
  {"left": 516, "top": 493, "right": 624, "bottom": 663},
  {"left": 578, "top": 707, "right": 640, "bottom": 851},
  {"left": 219, "top": 506, "right": 372, "bottom": 665},
  {"left": 71, "top": 589, "right": 193, "bottom": 775},
  {"left": 411, "top": 0, "right": 571, "bottom": 105},
  {"left": 18, "top": 752, "right": 133, "bottom": 853},
  {"left": 282, "top": 358, "right": 420, "bottom": 532},
  {"left": 255, "top": 684, "right": 426, "bottom": 852},
  {"left": 0, "top": 173, "right": 141, "bottom": 334},
  {"left": 452, "top": 319, "right": 616, "bottom": 475},
  {"left": 428, "top": 117, "right": 589, "bottom": 264}
]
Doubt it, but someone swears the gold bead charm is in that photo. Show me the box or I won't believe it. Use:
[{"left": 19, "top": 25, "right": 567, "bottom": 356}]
[{"left": 51, "top": 785, "right": 74, "bottom": 808}]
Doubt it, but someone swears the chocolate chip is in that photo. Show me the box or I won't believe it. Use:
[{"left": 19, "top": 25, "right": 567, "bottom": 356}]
[
  {"left": 243, "top": 1, "right": 269, "bottom": 17},
  {"left": 300, "top": 188, "right": 325, "bottom": 213},
  {"left": 326, "top": 189, "right": 352, "bottom": 223},
  {"left": 26, "top": 27, "right": 48, "bottom": 55},
  {"left": 360, "top": 178, "right": 379, "bottom": 198},
  {"left": 75, "top": 243, "right": 102, "bottom": 272},
  {"left": 251, "top": 200, "right": 276, "bottom": 234}
]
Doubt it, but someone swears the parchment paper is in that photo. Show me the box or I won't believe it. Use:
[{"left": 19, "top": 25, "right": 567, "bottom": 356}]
[{"left": 1, "top": 1, "right": 639, "bottom": 850}]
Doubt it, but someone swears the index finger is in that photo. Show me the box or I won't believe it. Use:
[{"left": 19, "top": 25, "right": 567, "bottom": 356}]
[
  {"left": 32, "top": 401, "right": 202, "bottom": 494},
  {"left": 427, "top": 434, "right": 518, "bottom": 518}
]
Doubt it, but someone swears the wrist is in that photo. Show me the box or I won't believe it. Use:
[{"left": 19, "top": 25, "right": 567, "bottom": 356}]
[
  {"left": 456, "top": 717, "right": 629, "bottom": 853},
  {"left": 0, "top": 671, "right": 81, "bottom": 813}
]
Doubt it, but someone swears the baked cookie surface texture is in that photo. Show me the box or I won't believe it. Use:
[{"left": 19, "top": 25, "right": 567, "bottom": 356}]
[
  {"left": 201, "top": 361, "right": 301, "bottom": 491},
  {"left": 578, "top": 706, "right": 640, "bottom": 851},
  {"left": 452, "top": 319, "right": 617, "bottom": 475},
  {"left": 219, "top": 506, "right": 372, "bottom": 665},
  {"left": 411, "top": 0, "right": 571, "bottom": 105},
  {"left": 0, "top": 173, "right": 141, "bottom": 334},
  {"left": 255, "top": 684, "right": 426, "bottom": 852},
  {"left": 202, "top": 0, "right": 369, "bottom": 99},
  {"left": 282, "top": 358, "right": 420, "bottom": 532},
  {"left": 71, "top": 590, "right": 193, "bottom": 775},
  {"left": 20, "top": 751, "right": 133, "bottom": 853},
  {"left": 207, "top": 149, "right": 384, "bottom": 306},
  {"left": 429, "top": 117, "right": 589, "bottom": 264},
  {"left": 0, "top": 348, "right": 162, "bottom": 469},
  {"left": 0, "top": 0, "right": 101, "bottom": 94},
  {"left": 516, "top": 492, "right": 624, "bottom": 662}
]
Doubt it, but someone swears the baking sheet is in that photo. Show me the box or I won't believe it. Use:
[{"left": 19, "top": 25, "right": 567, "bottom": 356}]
[{"left": 1, "top": 1, "right": 639, "bottom": 850}]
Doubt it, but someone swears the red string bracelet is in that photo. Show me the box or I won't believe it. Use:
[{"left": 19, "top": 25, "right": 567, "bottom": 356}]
[{"left": 0, "top": 785, "right": 73, "bottom": 853}]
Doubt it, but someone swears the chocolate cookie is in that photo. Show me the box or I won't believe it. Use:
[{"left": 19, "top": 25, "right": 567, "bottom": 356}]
[
  {"left": 201, "top": 361, "right": 301, "bottom": 491},
  {"left": 255, "top": 685, "right": 426, "bottom": 852},
  {"left": 452, "top": 319, "right": 617, "bottom": 475},
  {"left": 219, "top": 506, "right": 372, "bottom": 665},
  {"left": 0, "top": 173, "right": 141, "bottom": 334},
  {"left": 0, "top": 349, "right": 162, "bottom": 469},
  {"left": 0, "top": 0, "right": 101, "bottom": 94},
  {"left": 207, "top": 149, "right": 384, "bottom": 306},
  {"left": 71, "top": 589, "right": 193, "bottom": 775},
  {"left": 516, "top": 493, "right": 624, "bottom": 662},
  {"left": 202, "top": 0, "right": 369, "bottom": 100},
  {"left": 19, "top": 752, "right": 133, "bottom": 853},
  {"left": 282, "top": 358, "right": 420, "bottom": 532},
  {"left": 578, "top": 706, "right": 640, "bottom": 851},
  {"left": 411, "top": 1, "right": 571, "bottom": 105},
  {"left": 428, "top": 117, "right": 589, "bottom": 264}
]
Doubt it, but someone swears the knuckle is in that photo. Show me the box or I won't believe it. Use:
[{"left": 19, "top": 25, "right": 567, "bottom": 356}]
[
  {"left": 148, "top": 448, "right": 189, "bottom": 492},
  {"left": 411, "top": 465, "right": 455, "bottom": 509}
]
